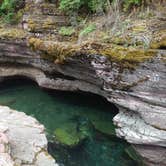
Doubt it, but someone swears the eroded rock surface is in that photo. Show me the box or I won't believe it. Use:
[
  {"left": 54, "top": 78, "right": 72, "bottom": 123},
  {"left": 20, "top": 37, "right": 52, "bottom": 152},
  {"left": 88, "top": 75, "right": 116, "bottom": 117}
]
[
  {"left": 0, "top": 130, "right": 14, "bottom": 166},
  {"left": 0, "top": 106, "right": 57, "bottom": 166}
]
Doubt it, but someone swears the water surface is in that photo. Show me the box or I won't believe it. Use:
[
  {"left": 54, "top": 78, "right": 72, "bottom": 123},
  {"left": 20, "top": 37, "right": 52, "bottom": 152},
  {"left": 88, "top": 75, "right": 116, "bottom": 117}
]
[{"left": 0, "top": 78, "right": 140, "bottom": 166}]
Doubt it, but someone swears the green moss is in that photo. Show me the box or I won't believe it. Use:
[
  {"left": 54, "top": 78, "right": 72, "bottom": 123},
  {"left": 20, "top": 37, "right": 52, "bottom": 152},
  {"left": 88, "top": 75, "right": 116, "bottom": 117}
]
[
  {"left": 0, "top": 26, "right": 27, "bottom": 39},
  {"left": 28, "top": 37, "right": 80, "bottom": 63},
  {"left": 97, "top": 45, "right": 157, "bottom": 69},
  {"left": 59, "top": 26, "right": 75, "bottom": 36},
  {"left": 54, "top": 122, "right": 87, "bottom": 147},
  {"left": 80, "top": 24, "right": 96, "bottom": 36},
  {"left": 28, "top": 36, "right": 156, "bottom": 69},
  {"left": 150, "top": 30, "right": 166, "bottom": 49},
  {"left": 92, "top": 120, "right": 116, "bottom": 136},
  {"left": 28, "top": 37, "right": 45, "bottom": 51},
  {"left": 27, "top": 19, "right": 39, "bottom": 32}
]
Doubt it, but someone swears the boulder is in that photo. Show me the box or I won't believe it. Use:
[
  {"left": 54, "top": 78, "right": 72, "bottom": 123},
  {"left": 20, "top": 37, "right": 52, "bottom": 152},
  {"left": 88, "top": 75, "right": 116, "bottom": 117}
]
[{"left": 0, "top": 106, "right": 58, "bottom": 166}]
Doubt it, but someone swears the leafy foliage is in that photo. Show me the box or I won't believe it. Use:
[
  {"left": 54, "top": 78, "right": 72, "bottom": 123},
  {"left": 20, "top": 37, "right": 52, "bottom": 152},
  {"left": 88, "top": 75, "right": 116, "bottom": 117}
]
[
  {"left": 87, "top": 0, "right": 108, "bottom": 13},
  {"left": 0, "top": 0, "right": 24, "bottom": 24},
  {"left": 59, "top": 0, "right": 108, "bottom": 13},
  {"left": 59, "top": 0, "right": 83, "bottom": 13},
  {"left": 123, "top": 0, "right": 142, "bottom": 11},
  {"left": 59, "top": 0, "right": 143, "bottom": 13}
]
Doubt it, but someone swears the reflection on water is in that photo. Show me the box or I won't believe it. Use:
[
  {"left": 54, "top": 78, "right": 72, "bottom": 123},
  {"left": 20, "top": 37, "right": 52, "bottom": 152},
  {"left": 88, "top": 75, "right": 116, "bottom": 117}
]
[{"left": 0, "top": 78, "right": 141, "bottom": 166}]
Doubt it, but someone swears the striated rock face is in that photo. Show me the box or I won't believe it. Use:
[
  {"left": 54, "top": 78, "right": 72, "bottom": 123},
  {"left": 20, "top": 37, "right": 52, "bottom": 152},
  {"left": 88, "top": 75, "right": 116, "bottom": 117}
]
[
  {"left": 133, "top": 145, "right": 166, "bottom": 166},
  {"left": 0, "top": 0, "right": 166, "bottom": 165},
  {"left": 0, "top": 42, "right": 165, "bottom": 165},
  {"left": 0, "top": 106, "right": 58, "bottom": 166}
]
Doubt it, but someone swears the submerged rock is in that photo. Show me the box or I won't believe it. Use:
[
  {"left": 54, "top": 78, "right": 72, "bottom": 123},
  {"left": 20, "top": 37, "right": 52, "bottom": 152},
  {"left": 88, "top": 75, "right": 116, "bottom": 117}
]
[
  {"left": 53, "top": 114, "right": 116, "bottom": 147},
  {"left": 0, "top": 105, "right": 58, "bottom": 166},
  {"left": 54, "top": 121, "right": 89, "bottom": 147},
  {"left": 92, "top": 120, "right": 116, "bottom": 136}
]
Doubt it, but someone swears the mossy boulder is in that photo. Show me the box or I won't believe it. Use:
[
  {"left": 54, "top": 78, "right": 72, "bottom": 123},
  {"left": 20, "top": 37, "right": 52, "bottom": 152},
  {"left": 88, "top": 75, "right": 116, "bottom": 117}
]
[
  {"left": 96, "top": 45, "right": 157, "bottom": 69},
  {"left": 92, "top": 120, "right": 116, "bottom": 136},
  {"left": 54, "top": 122, "right": 88, "bottom": 147},
  {"left": 71, "top": 111, "right": 116, "bottom": 137},
  {"left": 0, "top": 26, "right": 27, "bottom": 40}
]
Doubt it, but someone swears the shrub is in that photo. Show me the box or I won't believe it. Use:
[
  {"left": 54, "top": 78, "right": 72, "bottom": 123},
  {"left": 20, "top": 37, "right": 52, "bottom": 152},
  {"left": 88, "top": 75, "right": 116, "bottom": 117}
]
[
  {"left": 123, "top": 0, "right": 142, "bottom": 11},
  {"left": 59, "top": 0, "right": 108, "bottom": 13},
  {"left": 59, "top": 0, "right": 83, "bottom": 13},
  {"left": 87, "top": 0, "right": 108, "bottom": 13},
  {"left": 59, "top": 0, "right": 144, "bottom": 13},
  {"left": 0, "top": 0, "right": 24, "bottom": 24}
]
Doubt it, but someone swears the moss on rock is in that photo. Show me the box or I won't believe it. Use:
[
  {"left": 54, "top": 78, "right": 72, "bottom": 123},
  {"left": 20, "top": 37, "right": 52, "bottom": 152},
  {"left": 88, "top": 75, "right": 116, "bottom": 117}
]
[
  {"left": 28, "top": 37, "right": 45, "bottom": 51},
  {"left": 92, "top": 120, "right": 116, "bottom": 136},
  {"left": 28, "top": 37, "right": 81, "bottom": 63},
  {"left": 28, "top": 37, "right": 157, "bottom": 68},
  {"left": 150, "top": 30, "right": 166, "bottom": 49},
  {"left": 98, "top": 45, "right": 156, "bottom": 69},
  {"left": 0, "top": 26, "right": 27, "bottom": 40},
  {"left": 54, "top": 122, "right": 87, "bottom": 147}
]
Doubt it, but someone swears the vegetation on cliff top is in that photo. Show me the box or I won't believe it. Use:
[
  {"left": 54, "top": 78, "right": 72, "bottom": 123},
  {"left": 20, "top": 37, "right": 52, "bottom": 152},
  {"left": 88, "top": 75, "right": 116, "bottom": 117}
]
[
  {"left": 0, "top": 0, "right": 24, "bottom": 23},
  {"left": 0, "top": 0, "right": 149, "bottom": 24},
  {"left": 0, "top": 0, "right": 165, "bottom": 66},
  {"left": 0, "top": 26, "right": 27, "bottom": 39},
  {"left": 28, "top": 36, "right": 157, "bottom": 69},
  {"left": 59, "top": 0, "right": 144, "bottom": 13}
]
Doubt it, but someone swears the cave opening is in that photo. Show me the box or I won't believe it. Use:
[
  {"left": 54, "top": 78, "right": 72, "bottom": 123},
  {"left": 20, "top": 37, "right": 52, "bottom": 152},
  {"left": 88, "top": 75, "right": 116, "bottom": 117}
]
[{"left": 0, "top": 76, "right": 140, "bottom": 166}]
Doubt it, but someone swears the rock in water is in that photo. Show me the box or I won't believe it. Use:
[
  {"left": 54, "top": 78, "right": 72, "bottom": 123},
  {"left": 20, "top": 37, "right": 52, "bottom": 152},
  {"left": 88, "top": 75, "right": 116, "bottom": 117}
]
[
  {"left": 54, "top": 121, "right": 89, "bottom": 148},
  {"left": 0, "top": 105, "right": 58, "bottom": 166}
]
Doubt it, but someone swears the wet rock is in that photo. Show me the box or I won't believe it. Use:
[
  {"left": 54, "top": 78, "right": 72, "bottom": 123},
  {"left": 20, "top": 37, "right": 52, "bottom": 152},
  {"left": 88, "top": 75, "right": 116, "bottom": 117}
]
[{"left": 133, "top": 145, "right": 166, "bottom": 166}]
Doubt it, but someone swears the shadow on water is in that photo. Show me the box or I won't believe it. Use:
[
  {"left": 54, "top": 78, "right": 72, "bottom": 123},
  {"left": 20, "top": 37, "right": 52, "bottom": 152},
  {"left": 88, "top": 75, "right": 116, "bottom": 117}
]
[{"left": 0, "top": 77, "right": 142, "bottom": 166}]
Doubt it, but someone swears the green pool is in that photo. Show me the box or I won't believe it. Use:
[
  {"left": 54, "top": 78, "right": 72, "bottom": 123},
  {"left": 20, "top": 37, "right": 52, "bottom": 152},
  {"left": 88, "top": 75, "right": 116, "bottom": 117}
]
[{"left": 0, "top": 78, "right": 141, "bottom": 166}]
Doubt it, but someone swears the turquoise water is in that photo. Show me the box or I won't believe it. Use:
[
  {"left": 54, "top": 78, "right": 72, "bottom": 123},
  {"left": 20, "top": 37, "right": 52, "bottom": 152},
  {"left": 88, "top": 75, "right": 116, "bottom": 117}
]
[{"left": 0, "top": 78, "right": 141, "bottom": 166}]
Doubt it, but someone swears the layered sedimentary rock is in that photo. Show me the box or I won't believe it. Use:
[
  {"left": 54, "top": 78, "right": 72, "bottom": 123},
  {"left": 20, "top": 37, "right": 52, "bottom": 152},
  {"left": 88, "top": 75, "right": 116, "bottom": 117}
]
[
  {"left": 0, "top": 0, "right": 166, "bottom": 165},
  {"left": 0, "top": 106, "right": 57, "bottom": 166},
  {"left": 0, "top": 43, "right": 165, "bottom": 165}
]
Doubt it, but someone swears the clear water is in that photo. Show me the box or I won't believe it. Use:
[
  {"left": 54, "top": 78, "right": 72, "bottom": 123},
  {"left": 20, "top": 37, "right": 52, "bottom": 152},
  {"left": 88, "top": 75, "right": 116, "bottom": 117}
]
[{"left": 0, "top": 78, "right": 141, "bottom": 166}]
